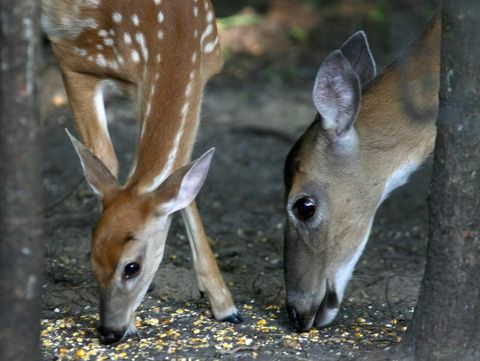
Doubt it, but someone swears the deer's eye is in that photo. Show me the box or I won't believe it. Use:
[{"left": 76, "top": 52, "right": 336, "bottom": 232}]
[
  {"left": 123, "top": 262, "right": 141, "bottom": 280},
  {"left": 293, "top": 197, "right": 316, "bottom": 221}
]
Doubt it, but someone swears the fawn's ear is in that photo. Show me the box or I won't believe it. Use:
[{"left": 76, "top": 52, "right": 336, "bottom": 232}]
[
  {"left": 313, "top": 50, "right": 361, "bottom": 143},
  {"left": 340, "top": 31, "right": 377, "bottom": 87},
  {"left": 66, "top": 129, "right": 119, "bottom": 199},
  {"left": 154, "top": 148, "right": 215, "bottom": 215}
]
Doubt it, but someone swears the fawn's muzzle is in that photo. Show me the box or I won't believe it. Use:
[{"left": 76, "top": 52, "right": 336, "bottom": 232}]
[{"left": 97, "top": 325, "right": 126, "bottom": 345}]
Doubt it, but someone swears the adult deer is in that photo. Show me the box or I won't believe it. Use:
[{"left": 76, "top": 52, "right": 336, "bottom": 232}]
[
  {"left": 42, "top": 0, "right": 241, "bottom": 344},
  {"left": 284, "top": 18, "right": 440, "bottom": 331}
]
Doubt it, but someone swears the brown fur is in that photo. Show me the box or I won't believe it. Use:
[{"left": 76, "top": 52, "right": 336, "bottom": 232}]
[
  {"left": 284, "top": 16, "right": 441, "bottom": 331},
  {"left": 43, "top": 0, "right": 236, "bottom": 331}
]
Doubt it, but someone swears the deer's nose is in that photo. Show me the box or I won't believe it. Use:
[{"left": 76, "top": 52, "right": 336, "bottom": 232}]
[
  {"left": 97, "top": 325, "right": 125, "bottom": 345},
  {"left": 286, "top": 301, "right": 316, "bottom": 332}
]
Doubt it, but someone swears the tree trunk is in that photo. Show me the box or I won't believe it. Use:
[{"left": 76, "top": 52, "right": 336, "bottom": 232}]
[
  {"left": 401, "top": 1, "right": 480, "bottom": 360},
  {"left": 0, "top": 0, "right": 43, "bottom": 360}
]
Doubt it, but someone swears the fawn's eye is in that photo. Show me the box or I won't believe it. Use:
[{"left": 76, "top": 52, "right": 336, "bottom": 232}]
[
  {"left": 293, "top": 197, "right": 316, "bottom": 221},
  {"left": 123, "top": 262, "right": 141, "bottom": 280}
]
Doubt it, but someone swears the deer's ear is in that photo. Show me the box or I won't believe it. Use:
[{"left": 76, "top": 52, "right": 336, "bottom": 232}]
[
  {"left": 66, "top": 130, "right": 119, "bottom": 198},
  {"left": 340, "top": 31, "right": 377, "bottom": 87},
  {"left": 154, "top": 148, "right": 215, "bottom": 215},
  {"left": 313, "top": 50, "right": 361, "bottom": 142}
]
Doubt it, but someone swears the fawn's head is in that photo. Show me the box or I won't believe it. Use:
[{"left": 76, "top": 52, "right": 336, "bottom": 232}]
[
  {"left": 68, "top": 132, "right": 214, "bottom": 344},
  {"left": 283, "top": 32, "right": 379, "bottom": 331}
]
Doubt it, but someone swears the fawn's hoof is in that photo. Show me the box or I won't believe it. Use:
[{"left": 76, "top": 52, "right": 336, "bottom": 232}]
[{"left": 220, "top": 311, "right": 244, "bottom": 324}]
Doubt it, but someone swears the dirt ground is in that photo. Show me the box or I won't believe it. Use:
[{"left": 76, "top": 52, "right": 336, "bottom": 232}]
[{"left": 40, "top": 1, "right": 438, "bottom": 360}]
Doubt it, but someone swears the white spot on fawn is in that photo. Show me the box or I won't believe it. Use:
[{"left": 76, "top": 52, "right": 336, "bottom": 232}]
[
  {"left": 204, "top": 37, "right": 218, "bottom": 53},
  {"left": 206, "top": 11, "right": 213, "bottom": 23},
  {"left": 192, "top": 52, "right": 197, "bottom": 63},
  {"left": 98, "top": 29, "right": 108, "bottom": 37},
  {"left": 112, "top": 12, "right": 123, "bottom": 23},
  {"left": 185, "top": 80, "right": 194, "bottom": 97},
  {"left": 96, "top": 44, "right": 104, "bottom": 50},
  {"left": 154, "top": 0, "right": 161, "bottom": 4},
  {"left": 157, "top": 30, "right": 164, "bottom": 40},
  {"left": 193, "top": 6, "right": 199, "bottom": 17},
  {"left": 73, "top": 47, "right": 87, "bottom": 57},
  {"left": 86, "top": 0, "right": 100, "bottom": 6},
  {"left": 84, "top": 18, "right": 98, "bottom": 30},
  {"left": 145, "top": 101, "right": 152, "bottom": 116},
  {"left": 157, "top": 12, "right": 165, "bottom": 24},
  {"left": 124, "top": 32, "right": 132, "bottom": 45},
  {"left": 156, "top": 54, "right": 161, "bottom": 63},
  {"left": 104, "top": 38, "right": 114, "bottom": 47},
  {"left": 96, "top": 54, "right": 107, "bottom": 67},
  {"left": 131, "top": 14, "right": 140, "bottom": 26},
  {"left": 108, "top": 60, "right": 119, "bottom": 70},
  {"left": 200, "top": 24, "right": 213, "bottom": 46},
  {"left": 135, "top": 32, "right": 149, "bottom": 61},
  {"left": 131, "top": 50, "right": 140, "bottom": 63}
]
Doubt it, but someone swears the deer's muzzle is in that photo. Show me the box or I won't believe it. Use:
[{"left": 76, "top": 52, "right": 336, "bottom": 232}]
[{"left": 286, "top": 287, "right": 339, "bottom": 332}]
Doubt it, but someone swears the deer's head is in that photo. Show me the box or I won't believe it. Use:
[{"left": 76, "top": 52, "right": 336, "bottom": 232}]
[
  {"left": 68, "top": 132, "right": 214, "bottom": 344},
  {"left": 283, "top": 32, "right": 379, "bottom": 331}
]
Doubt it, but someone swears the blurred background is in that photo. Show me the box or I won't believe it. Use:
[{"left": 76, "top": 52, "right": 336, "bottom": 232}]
[{"left": 212, "top": 0, "right": 438, "bottom": 84}]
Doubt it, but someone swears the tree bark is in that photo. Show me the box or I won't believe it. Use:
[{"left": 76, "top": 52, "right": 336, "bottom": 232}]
[
  {"left": 401, "top": 1, "right": 480, "bottom": 360},
  {"left": 0, "top": 0, "right": 43, "bottom": 360}
]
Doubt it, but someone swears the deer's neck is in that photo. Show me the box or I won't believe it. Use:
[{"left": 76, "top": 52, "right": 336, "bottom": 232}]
[
  {"left": 126, "top": 64, "right": 203, "bottom": 192},
  {"left": 358, "top": 16, "right": 441, "bottom": 202}
]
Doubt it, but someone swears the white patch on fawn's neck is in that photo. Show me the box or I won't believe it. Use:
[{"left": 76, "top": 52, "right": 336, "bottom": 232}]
[{"left": 380, "top": 161, "right": 419, "bottom": 204}]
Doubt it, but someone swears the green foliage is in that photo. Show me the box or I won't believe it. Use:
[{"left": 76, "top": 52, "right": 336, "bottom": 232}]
[
  {"left": 299, "top": 0, "right": 321, "bottom": 9},
  {"left": 369, "top": 0, "right": 389, "bottom": 25},
  {"left": 289, "top": 27, "right": 308, "bottom": 42},
  {"left": 216, "top": 13, "right": 263, "bottom": 30}
]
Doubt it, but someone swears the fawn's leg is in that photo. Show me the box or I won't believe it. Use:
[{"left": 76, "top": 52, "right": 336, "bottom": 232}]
[
  {"left": 181, "top": 202, "right": 242, "bottom": 323},
  {"left": 61, "top": 69, "right": 119, "bottom": 177}
]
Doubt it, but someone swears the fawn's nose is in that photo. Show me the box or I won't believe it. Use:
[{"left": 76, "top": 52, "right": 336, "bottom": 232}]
[{"left": 97, "top": 325, "right": 125, "bottom": 345}]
